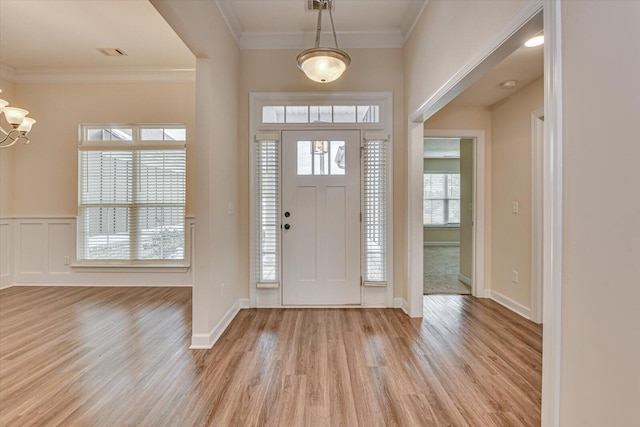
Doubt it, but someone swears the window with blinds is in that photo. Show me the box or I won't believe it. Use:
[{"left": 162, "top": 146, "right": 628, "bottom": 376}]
[
  {"left": 423, "top": 173, "right": 461, "bottom": 225},
  {"left": 78, "top": 125, "right": 186, "bottom": 262},
  {"left": 255, "top": 139, "right": 280, "bottom": 284},
  {"left": 362, "top": 138, "right": 387, "bottom": 285}
]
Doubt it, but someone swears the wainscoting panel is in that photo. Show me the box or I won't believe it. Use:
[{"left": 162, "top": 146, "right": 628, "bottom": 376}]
[
  {"left": 0, "top": 220, "right": 13, "bottom": 289},
  {"left": 48, "top": 221, "right": 74, "bottom": 274},
  {"left": 18, "top": 221, "right": 46, "bottom": 274},
  {"left": 2, "top": 217, "right": 194, "bottom": 288}
]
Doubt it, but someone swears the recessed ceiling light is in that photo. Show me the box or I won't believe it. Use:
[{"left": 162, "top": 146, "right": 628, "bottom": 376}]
[
  {"left": 500, "top": 80, "right": 519, "bottom": 90},
  {"left": 525, "top": 34, "right": 544, "bottom": 47}
]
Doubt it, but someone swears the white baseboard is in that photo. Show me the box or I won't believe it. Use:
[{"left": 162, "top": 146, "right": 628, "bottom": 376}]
[
  {"left": 486, "top": 289, "right": 531, "bottom": 320},
  {"left": 424, "top": 242, "right": 460, "bottom": 247},
  {"left": 393, "top": 297, "right": 410, "bottom": 315},
  {"left": 457, "top": 274, "right": 472, "bottom": 286},
  {"left": 0, "top": 282, "right": 14, "bottom": 290},
  {"left": 190, "top": 298, "right": 248, "bottom": 350}
]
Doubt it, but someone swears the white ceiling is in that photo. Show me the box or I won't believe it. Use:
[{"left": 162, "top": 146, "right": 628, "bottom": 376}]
[
  {"left": 0, "top": 0, "right": 426, "bottom": 78},
  {"left": 0, "top": 0, "right": 539, "bottom": 109},
  {"left": 0, "top": 0, "right": 195, "bottom": 72},
  {"left": 217, "top": 0, "right": 428, "bottom": 49},
  {"left": 449, "top": 43, "right": 544, "bottom": 108}
]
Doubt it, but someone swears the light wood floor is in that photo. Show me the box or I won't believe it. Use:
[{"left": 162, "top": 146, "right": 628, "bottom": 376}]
[{"left": 0, "top": 287, "right": 542, "bottom": 426}]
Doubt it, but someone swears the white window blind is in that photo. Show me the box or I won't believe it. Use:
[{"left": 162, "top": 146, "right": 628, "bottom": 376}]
[
  {"left": 423, "top": 173, "right": 460, "bottom": 225},
  {"left": 255, "top": 139, "right": 280, "bottom": 284},
  {"left": 78, "top": 125, "right": 186, "bottom": 262},
  {"left": 362, "top": 139, "right": 387, "bottom": 285}
]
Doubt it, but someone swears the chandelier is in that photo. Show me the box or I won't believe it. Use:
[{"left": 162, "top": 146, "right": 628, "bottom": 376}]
[
  {"left": 0, "top": 90, "right": 36, "bottom": 149},
  {"left": 297, "top": 0, "right": 351, "bottom": 83}
]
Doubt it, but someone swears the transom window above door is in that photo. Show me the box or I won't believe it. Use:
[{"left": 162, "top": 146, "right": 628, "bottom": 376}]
[{"left": 262, "top": 105, "right": 380, "bottom": 124}]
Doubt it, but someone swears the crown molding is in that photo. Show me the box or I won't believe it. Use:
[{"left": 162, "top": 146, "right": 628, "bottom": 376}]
[
  {"left": 215, "top": 0, "right": 242, "bottom": 45},
  {"left": 401, "top": 1, "right": 429, "bottom": 42},
  {"left": 0, "top": 65, "right": 195, "bottom": 83},
  {"left": 0, "top": 63, "right": 18, "bottom": 82},
  {"left": 239, "top": 30, "right": 404, "bottom": 50},
  {"left": 216, "top": 0, "right": 425, "bottom": 50}
]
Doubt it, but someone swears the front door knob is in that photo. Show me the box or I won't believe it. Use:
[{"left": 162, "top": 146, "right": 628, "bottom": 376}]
[{"left": 284, "top": 211, "right": 291, "bottom": 218}]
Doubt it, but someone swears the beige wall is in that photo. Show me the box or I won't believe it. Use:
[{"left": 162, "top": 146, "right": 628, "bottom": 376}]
[
  {"left": 490, "top": 77, "right": 543, "bottom": 308},
  {"left": 560, "top": 1, "right": 640, "bottom": 424},
  {"left": 9, "top": 81, "right": 195, "bottom": 217},
  {"left": 423, "top": 158, "right": 459, "bottom": 173},
  {"left": 0, "top": 78, "right": 16, "bottom": 218},
  {"left": 151, "top": 0, "right": 242, "bottom": 340},
  {"left": 423, "top": 228, "right": 459, "bottom": 243},
  {"left": 404, "top": 0, "right": 530, "bottom": 115},
  {"left": 238, "top": 48, "right": 405, "bottom": 298},
  {"left": 459, "top": 138, "right": 473, "bottom": 280},
  {"left": 425, "top": 106, "right": 493, "bottom": 290}
]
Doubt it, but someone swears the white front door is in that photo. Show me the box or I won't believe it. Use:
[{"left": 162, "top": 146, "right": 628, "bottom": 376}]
[{"left": 282, "top": 130, "right": 361, "bottom": 305}]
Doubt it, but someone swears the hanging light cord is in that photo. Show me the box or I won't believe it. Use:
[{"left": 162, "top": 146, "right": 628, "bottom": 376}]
[
  {"left": 314, "top": 0, "right": 339, "bottom": 49},
  {"left": 327, "top": 1, "right": 339, "bottom": 49}
]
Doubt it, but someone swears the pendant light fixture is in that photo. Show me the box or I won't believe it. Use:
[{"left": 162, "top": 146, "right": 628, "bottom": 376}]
[{"left": 297, "top": 0, "right": 351, "bottom": 83}]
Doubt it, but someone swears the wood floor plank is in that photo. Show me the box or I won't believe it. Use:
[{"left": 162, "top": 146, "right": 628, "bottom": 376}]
[{"left": 0, "top": 287, "right": 542, "bottom": 426}]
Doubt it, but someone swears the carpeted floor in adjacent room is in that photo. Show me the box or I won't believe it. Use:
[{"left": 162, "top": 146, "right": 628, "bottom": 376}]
[{"left": 424, "top": 246, "right": 471, "bottom": 295}]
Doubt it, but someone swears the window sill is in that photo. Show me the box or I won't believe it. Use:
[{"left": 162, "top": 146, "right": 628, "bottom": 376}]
[
  {"left": 71, "top": 262, "right": 190, "bottom": 273},
  {"left": 423, "top": 225, "right": 460, "bottom": 229}
]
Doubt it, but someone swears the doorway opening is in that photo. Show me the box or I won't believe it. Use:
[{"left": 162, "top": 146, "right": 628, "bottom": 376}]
[{"left": 422, "top": 137, "right": 474, "bottom": 296}]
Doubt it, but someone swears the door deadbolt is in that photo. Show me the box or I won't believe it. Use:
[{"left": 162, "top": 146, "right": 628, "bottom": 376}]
[{"left": 284, "top": 212, "right": 291, "bottom": 218}]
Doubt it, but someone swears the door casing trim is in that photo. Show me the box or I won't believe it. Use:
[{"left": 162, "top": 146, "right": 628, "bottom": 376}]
[
  {"left": 423, "top": 130, "right": 486, "bottom": 300},
  {"left": 249, "top": 92, "right": 394, "bottom": 308}
]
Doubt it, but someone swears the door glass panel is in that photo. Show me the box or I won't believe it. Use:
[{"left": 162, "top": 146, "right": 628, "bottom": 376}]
[
  {"left": 330, "top": 140, "right": 346, "bottom": 175},
  {"left": 297, "top": 140, "right": 312, "bottom": 175},
  {"left": 313, "top": 141, "right": 329, "bottom": 175}
]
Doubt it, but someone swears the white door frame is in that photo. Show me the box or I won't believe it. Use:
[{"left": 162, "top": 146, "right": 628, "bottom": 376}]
[
  {"left": 405, "top": 1, "right": 563, "bottom": 425},
  {"left": 531, "top": 109, "right": 544, "bottom": 324},
  {"left": 423, "top": 130, "right": 486, "bottom": 299},
  {"left": 249, "top": 92, "right": 394, "bottom": 309}
]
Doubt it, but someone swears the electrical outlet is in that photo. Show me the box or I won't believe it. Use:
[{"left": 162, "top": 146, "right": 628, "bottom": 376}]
[
  {"left": 64, "top": 256, "right": 71, "bottom": 265},
  {"left": 227, "top": 203, "right": 234, "bottom": 215},
  {"left": 512, "top": 201, "right": 519, "bottom": 214},
  {"left": 512, "top": 270, "right": 519, "bottom": 284},
  {"left": 221, "top": 282, "right": 225, "bottom": 297}
]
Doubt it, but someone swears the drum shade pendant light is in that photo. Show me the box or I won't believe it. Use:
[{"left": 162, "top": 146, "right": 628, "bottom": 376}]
[{"left": 297, "top": 0, "right": 351, "bottom": 83}]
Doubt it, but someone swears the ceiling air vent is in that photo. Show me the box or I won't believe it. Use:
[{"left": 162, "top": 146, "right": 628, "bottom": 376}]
[
  {"left": 306, "top": 0, "right": 333, "bottom": 11},
  {"left": 97, "top": 48, "right": 127, "bottom": 57}
]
